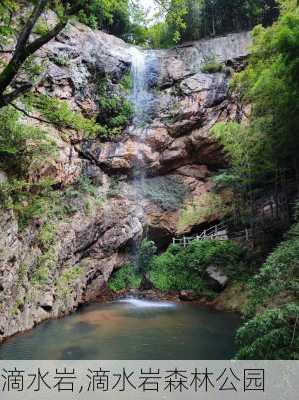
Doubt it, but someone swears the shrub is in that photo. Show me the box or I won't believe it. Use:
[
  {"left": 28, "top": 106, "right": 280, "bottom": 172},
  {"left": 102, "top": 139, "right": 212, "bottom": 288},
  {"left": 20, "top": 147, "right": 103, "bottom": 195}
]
[
  {"left": 108, "top": 264, "right": 141, "bottom": 292},
  {"left": 97, "top": 80, "right": 133, "bottom": 133},
  {"left": 25, "top": 94, "right": 107, "bottom": 138},
  {"left": 52, "top": 55, "right": 70, "bottom": 66},
  {"left": 38, "top": 223, "right": 57, "bottom": 249},
  {"left": 150, "top": 240, "right": 246, "bottom": 292},
  {"left": 245, "top": 222, "right": 299, "bottom": 316},
  {"left": 0, "top": 106, "right": 57, "bottom": 176},
  {"left": 236, "top": 219, "right": 299, "bottom": 359},
  {"left": 137, "top": 239, "right": 157, "bottom": 273},
  {"left": 235, "top": 304, "right": 299, "bottom": 360},
  {"left": 55, "top": 266, "right": 83, "bottom": 300},
  {"left": 201, "top": 57, "right": 223, "bottom": 73}
]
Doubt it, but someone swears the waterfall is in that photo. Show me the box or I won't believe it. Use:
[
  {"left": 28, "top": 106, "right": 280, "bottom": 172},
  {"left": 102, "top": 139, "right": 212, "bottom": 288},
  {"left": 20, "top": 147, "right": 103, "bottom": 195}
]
[
  {"left": 129, "top": 47, "right": 158, "bottom": 268},
  {"left": 129, "top": 47, "right": 156, "bottom": 128}
]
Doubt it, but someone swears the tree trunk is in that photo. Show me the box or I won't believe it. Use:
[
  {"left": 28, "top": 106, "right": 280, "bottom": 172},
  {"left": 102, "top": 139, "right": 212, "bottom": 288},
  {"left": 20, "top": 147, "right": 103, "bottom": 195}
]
[{"left": 0, "top": 0, "right": 67, "bottom": 107}]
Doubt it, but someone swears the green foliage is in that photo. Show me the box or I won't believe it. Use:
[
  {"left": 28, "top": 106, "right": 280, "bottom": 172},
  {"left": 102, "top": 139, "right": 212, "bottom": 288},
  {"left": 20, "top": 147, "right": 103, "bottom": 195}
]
[
  {"left": 1, "top": 172, "right": 103, "bottom": 230},
  {"left": 32, "top": 247, "right": 58, "bottom": 285},
  {"left": 32, "top": 20, "right": 49, "bottom": 36},
  {"left": 150, "top": 240, "right": 246, "bottom": 291},
  {"left": 245, "top": 221, "right": 299, "bottom": 316},
  {"left": 77, "top": 0, "right": 131, "bottom": 38},
  {"left": 55, "top": 265, "right": 83, "bottom": 299},
  {"left": 177, "top": 193, "right": 229, "bottom": 232},
  {"left": 146, "top": 0, "right": 278, "bottom": 48},
  {"left": 25, "top": 94, "right": 107, "bottom": 138},
  {"left": 0, "top": 106, "right": 57, "bottom": 176},
  {"left": 201, "top": 57, "right": 223, "bottom": 73},
  {"left": 235, "top": 304, "right": 299, "bottom": 359},
  {"left": 137, "top": 239, "right": 157, "bottom": 273},
  {"left": 139, "top": 176, "right": 188, "bottom": 211},
  {"left": 220, "top": 1, "right": 299, "bottom": 189},
  {"left": 119, "top": 72, "right": 133, "bottom": 92},
  {"left": 52, "top": 55, "right": 70, "bottom": 66},
  {"left": 97, "top": 80, "right": 133, "bottom": 133},
  {"left": 0, "top": 1, "right": 17, "bottom": 46},
  {"left": 38, "top": 223, "right": 57, "bottom": 250},
  {"left": 108, "top": 264, "right": 141, "bottom": 292},
  {"left": 236, "top": 215, "right": 299, "bottom": 359},
  {"left": 107, "top": 176, "right": 120, "bottom": 198}
]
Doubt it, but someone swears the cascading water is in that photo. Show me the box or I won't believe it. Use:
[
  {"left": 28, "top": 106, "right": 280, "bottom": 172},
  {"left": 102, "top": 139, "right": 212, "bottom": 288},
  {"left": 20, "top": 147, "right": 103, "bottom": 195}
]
[
  {"left": 129, "top": 47, "right": 156, "bottom": 127},
  {"left": 128, "top": 47, "right": 158, "bottom": 269}
]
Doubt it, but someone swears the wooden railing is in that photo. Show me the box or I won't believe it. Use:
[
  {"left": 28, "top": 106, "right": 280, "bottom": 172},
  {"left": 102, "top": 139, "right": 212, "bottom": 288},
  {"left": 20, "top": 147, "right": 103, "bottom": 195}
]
[{"left": 172, "top": 222, "right": 252, "bottom": 247}]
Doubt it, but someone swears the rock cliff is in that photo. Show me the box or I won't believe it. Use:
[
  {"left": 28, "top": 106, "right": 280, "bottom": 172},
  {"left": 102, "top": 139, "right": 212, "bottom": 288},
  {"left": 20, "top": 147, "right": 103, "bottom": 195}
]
[{"left": 0, "top": 20, "right": 250, "bottom": 341}]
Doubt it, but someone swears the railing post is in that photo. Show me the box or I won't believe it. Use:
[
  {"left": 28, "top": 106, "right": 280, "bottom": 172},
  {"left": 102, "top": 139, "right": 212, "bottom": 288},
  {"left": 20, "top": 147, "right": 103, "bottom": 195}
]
[
  {"left": 245, "top": 228, "right": 249, "bottom": 241},
  {"left": 183, "top": 237, "right": 186, "bottom": 248}
]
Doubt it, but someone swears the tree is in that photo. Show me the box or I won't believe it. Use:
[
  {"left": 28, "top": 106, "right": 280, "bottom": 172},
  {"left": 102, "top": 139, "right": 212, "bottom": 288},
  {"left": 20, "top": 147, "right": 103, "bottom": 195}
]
[
  {"left": 150, "top": 0, "right": 278, "bottom": 46},
  {"left": 78, "top": 0, "right": 131, "bottom": 38},
  {"left": 137, "top": 239, "right": 157, "bottom": 274},
  {"left": 0, "top": 0, "right": 84, "bottom": 108},
  {"left": 210, "top": 0, "right": 299, "bottom": 226}
]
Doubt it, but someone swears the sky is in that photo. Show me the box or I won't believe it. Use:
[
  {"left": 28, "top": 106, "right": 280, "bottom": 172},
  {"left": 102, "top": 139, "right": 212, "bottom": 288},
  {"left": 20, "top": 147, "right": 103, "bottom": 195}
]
[{"left": 136, "top": 0, "right": 161, "bottom": 20}]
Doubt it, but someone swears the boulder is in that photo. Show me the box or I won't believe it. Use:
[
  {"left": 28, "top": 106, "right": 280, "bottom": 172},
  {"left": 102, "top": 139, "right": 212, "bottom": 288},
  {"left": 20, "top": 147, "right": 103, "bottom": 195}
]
[{"left": 205, "top": 266, "right": 229, "bottom": 292}]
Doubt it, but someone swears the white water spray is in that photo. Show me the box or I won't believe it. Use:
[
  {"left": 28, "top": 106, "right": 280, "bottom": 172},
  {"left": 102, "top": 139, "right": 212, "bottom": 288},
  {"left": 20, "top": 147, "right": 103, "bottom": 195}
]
[
  {"left": 129, "top": 47, "right": 156, "bottom": 128},
  {"left": 128, "top": 47, "right": 158, "bottom": 268},
  {"left": 117, "top": 298, "right": 176, "bottom": 309}
]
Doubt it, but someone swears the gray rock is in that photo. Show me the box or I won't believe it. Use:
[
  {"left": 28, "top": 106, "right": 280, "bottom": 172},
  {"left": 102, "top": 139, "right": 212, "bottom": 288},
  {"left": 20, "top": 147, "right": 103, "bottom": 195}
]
[
  {"left": 0, "top": 170, "right": 7, "bottom": 183},
  {"left": 205, "top": 266, "right": 229, "bottom": 292}
]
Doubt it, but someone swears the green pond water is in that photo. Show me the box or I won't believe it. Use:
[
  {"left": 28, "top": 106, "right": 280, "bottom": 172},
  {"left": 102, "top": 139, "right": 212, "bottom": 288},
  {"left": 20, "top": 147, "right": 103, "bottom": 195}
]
[{"left": 0, "top": 298, "right": 240, "bottom": 359}]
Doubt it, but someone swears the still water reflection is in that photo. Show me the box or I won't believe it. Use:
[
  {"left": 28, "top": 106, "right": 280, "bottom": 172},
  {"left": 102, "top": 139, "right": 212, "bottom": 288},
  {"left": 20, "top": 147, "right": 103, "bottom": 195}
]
[{"left": 0, "top": 299, "right": 240, "bottom": 359}]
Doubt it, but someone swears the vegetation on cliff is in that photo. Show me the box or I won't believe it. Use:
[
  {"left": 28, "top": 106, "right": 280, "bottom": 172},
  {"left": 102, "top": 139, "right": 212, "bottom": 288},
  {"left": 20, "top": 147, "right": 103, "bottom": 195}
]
[
  {"left": 208, "top": 0, "right": 299, "bottom": 359},
  {"left": 0, "top": 0, "right": 298, "bottom": 360}
]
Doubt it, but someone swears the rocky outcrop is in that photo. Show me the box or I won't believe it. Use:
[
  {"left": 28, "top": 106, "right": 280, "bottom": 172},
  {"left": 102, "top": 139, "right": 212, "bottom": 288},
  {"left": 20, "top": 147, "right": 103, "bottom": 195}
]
[
  {"left": 205, "top": 266, "right": 229, "bottom": 292},
  {"left": 0, "top": 197, "right": 143, "bottom": 340},
  {"left": 0, "top": 22, "right": 250, "bottom": 341}
]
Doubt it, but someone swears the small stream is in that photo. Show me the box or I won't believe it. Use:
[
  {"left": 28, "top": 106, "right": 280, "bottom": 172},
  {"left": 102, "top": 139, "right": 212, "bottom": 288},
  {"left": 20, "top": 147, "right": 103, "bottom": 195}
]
[{"left": 0, "top": 299, "right": 240, "bottom": 359}]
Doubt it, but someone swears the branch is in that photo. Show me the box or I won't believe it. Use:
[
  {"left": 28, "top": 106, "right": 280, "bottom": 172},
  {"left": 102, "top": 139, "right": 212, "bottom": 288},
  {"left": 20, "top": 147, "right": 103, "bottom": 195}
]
[
  {"left": 0, "top": 83, "right": 32, "bottom": 107},
  {"left": 10, "top": 101, "right": 76, "bottom": 132},
  {"left": 14, "top": 0, "right": 49, "bottom": 58},
  {"left": 25, "top": 19, "right": 67, "bottom": 56},
  {"left": 0, "top": 0, "right": 82, "bottom": 107},
  {"left": 0, "top": 0, "right": 49, "bottom": 96},
  {"left": 10, "top": 102, "right": 56, "bottom": 125}
]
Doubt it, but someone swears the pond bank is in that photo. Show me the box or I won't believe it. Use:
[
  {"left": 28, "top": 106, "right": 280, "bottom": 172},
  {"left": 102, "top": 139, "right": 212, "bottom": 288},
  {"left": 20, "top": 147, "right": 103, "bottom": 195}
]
[{"left": 97, "top": 282, "right": 249, "bottom": 314}]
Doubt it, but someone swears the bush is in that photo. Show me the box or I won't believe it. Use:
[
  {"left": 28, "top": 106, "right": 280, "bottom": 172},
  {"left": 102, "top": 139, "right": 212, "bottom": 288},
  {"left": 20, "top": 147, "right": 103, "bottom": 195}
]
[
  {"left": 0, "top": 106, "right": 57, "bottom": 176},
  {"left": 245, "top": 222, "right": 299, "bottom": 316},
  {"left": 25, "top": 94, "right": 107, "bottom": 138},
  {"left": 236, "top": 218, "right": 299, "bottom": 359},
  {"left": 97, "top": 80, "right": 133, "bottom": 134},
  {"left": 108, "top": 264, "right": 141, "bottom": 292},
  {"left": 201, "top": 57, "right": 223, "bottom": 74},
  {"left": 137, "top": 239, "right": 157, "bottom": 273},
  {"left": 150, "top": 240, "right": 246, "bottom": 292},
  {"left": 235, "top": 304, "right": 299, "bottom": 360}
]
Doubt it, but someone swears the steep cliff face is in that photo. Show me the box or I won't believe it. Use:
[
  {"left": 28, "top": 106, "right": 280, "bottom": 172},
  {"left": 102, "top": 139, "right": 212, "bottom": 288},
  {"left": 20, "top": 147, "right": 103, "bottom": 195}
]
[{"left": 0, "top": 21, "right": 250, "bottom": 341}]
